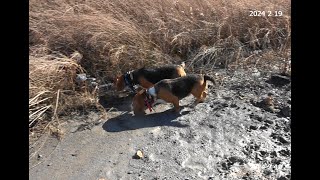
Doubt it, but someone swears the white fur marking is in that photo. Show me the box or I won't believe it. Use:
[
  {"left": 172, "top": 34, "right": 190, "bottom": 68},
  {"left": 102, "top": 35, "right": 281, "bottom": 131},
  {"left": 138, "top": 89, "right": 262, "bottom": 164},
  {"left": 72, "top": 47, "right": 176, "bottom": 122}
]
[{"left": 148, "top": 87, "right": 156, "bottom": 96}]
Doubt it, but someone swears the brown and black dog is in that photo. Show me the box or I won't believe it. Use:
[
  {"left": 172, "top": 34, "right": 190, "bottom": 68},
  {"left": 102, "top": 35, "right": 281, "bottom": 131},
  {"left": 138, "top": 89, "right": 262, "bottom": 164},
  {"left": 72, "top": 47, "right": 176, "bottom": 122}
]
[
  {"left": 114, "top": 62, "right": 186, "bottom": 92},
  {"left": 132, "top": 74, "right": 216, "bottom": 115}
]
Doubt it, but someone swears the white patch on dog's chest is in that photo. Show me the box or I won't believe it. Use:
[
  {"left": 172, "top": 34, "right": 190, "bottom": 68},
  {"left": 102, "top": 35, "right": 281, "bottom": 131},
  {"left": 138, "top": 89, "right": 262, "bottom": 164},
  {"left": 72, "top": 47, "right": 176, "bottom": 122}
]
[{"left": 148, "top": 87, "right": 157, "bottom": 96}]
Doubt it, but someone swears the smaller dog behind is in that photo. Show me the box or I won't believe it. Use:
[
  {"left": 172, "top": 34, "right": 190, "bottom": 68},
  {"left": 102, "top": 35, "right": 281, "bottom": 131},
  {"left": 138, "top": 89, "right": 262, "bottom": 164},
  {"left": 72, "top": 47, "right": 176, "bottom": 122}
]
[
  {"left": 114, "top": 62, "right": 186, "bottom": 92},
  {"left": 132, "top": 74, "right": 216, "bottom": 115}
]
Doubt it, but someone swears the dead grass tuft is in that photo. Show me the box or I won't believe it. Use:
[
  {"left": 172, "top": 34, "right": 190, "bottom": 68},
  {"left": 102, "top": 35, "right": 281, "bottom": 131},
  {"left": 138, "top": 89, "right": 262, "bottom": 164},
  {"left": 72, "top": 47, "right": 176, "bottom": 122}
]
[{"left": 29, "top": 51, "right": 101, "bottom": 142}]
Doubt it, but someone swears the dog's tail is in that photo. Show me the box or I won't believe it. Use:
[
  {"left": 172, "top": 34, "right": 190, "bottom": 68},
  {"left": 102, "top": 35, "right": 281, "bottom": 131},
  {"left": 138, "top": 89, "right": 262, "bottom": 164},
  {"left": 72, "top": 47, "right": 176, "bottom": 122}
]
[{"left": 204, "top": 75, "right": 216, "bottom": 85}]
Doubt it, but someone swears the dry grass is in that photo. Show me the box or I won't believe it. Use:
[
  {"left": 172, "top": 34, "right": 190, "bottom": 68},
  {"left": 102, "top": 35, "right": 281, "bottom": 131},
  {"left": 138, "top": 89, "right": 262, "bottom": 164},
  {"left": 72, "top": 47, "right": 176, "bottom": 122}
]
[
  {"left": 29, "top": 49, "right": 100, "bottom": 141},
  {"left": 29, "top": 0, "right": 291, "bottom": 139}
]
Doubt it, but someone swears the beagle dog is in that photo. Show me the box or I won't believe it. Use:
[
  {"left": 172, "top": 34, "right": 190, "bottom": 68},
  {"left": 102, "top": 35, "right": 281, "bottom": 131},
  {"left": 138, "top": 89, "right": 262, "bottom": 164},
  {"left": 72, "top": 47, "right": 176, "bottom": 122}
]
[
  {"left": 114, "top": 62, "right": 186, "bottom": 92},
  {"left": 132, "top": 74, "right": 216, "bottom": 115}
]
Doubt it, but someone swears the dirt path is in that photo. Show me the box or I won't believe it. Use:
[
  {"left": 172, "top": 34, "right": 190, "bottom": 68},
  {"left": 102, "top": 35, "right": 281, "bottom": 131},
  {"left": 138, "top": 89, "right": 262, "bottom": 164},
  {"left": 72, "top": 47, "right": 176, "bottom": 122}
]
[{"left": 29, "top": 69, "right": 291, "bottom": 180}]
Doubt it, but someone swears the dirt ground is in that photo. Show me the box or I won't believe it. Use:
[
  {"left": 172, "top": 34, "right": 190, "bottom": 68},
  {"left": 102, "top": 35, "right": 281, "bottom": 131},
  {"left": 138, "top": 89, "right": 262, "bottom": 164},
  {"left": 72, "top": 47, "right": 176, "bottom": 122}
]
[{"left": 29, "top": 68, "right": 291, "bottom": 180}]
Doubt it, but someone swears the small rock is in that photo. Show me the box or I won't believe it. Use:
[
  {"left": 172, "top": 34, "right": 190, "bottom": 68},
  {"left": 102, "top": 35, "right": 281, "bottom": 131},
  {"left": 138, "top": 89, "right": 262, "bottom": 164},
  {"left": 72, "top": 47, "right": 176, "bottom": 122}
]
[
  {"left": 127, "top": 171, "right": 133, "bottom": 174},
  {"left": 133, "top": 150, "right": 144, "bottom": 159},
  {"left": 37, "top": 154, "right": 42, "bottom": 160}
]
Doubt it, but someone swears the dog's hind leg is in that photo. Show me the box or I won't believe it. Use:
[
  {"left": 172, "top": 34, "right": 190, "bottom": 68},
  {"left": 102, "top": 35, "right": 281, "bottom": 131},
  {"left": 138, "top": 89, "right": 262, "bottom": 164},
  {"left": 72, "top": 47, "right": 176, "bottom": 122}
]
[
  {"left": 157, "top": 88, "right": 181, "bottom": 113},
  {"left": 164, "top": 96, "right": 180, "bottom": 113}
]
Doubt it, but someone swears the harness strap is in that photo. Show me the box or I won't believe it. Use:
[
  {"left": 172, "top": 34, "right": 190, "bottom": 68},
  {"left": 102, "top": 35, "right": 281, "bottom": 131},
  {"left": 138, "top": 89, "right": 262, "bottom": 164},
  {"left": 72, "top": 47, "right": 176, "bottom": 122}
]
[{"left": 144, "top": 91, "right": 155, "bottom": 112}]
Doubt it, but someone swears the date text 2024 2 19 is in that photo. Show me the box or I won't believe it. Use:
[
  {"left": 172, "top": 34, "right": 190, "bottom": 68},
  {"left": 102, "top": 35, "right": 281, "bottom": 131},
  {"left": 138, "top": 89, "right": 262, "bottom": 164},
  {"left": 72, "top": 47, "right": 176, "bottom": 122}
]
[{"left": 249, "top": 10, "right": 283, "bottom": 17}]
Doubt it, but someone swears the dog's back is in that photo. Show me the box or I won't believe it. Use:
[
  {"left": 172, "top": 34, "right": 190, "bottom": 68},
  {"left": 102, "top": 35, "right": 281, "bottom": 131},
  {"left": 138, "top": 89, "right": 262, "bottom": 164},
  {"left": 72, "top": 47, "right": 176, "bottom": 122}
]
[
  {"left": 133, "top": 64, "right": 186, "bottom": 84},
  {"left": 154, "top": 75, "right": 200, "bottom": 99},
  {"left": 115, "top": 63, "right": 186, "bottom": 91}
]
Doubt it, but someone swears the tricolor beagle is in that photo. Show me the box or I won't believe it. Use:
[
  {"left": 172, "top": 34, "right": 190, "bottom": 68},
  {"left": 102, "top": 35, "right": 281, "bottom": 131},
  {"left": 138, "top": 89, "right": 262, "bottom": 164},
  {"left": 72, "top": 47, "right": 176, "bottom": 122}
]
[{"left": 132, "top": 74, "right": 216, "bottom": 115}]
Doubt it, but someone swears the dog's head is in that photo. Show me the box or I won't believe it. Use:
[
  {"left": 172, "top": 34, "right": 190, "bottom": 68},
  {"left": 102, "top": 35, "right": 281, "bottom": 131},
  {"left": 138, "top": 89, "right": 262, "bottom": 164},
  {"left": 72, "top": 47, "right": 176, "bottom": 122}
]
[
  {"left": 114, "top": 74, "right": 126, "bottom": 91},
  {"left": 131, "top": 88, "right": 149, "bottom": 115}
]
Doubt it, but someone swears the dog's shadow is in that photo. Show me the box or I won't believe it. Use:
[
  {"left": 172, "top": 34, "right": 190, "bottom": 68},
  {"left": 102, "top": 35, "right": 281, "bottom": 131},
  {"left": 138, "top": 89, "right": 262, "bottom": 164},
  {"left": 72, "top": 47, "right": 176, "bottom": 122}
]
[{"left": 102, "top": 109, "right": 190, "bottom": 132}]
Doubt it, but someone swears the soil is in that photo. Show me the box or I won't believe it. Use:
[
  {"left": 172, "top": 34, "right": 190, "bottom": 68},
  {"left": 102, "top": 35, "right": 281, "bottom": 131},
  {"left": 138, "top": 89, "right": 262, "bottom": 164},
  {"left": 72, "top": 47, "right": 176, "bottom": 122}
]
[{"left": 29, "top": 68, "right": 291, "bottom": 180}]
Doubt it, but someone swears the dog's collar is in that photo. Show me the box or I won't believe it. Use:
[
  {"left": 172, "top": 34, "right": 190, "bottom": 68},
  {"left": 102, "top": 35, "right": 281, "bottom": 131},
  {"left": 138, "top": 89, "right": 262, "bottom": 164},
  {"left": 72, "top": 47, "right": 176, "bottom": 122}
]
[
  {"left": 124, "top": 71, "right": 135, "bottom": 92},
  {"left": 144, "top": 90, "right": 155, "bottom": 112}
]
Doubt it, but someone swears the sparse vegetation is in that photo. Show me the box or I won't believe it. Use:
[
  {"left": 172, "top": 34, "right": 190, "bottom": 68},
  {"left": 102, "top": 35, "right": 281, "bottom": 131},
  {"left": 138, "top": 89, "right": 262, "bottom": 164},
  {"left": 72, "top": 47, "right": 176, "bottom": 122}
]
[{"left": 29, "top": 0, "right": 290, "bottom": 139}]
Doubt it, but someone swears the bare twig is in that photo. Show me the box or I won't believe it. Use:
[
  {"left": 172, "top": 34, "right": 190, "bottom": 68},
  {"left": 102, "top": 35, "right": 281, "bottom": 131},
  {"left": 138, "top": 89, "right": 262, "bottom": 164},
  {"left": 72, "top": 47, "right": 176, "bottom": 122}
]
[{"left": 52, "top": 89, "right": 60, "bottom": 122}]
